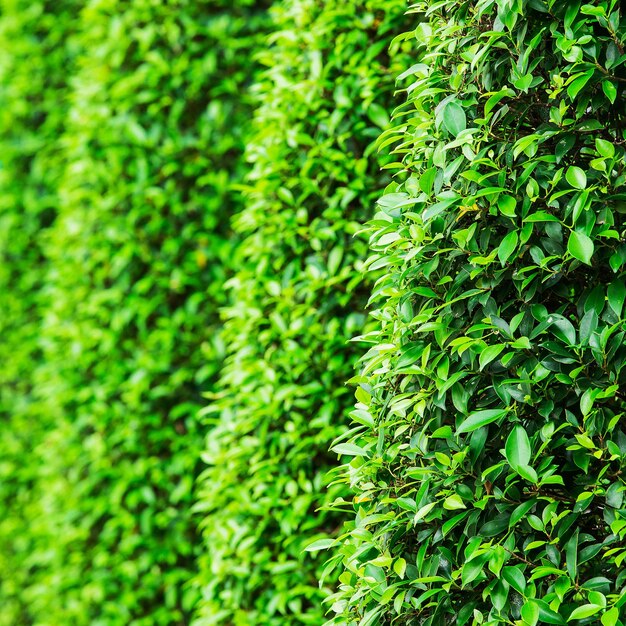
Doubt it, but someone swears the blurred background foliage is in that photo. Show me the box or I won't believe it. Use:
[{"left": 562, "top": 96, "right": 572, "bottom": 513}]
[
  {"left": 193, "top": 0, "right": 408, "bottom": 624},
  {"left": 0, "top": 0, "right": 408, "bottom": 624},
  {"left": 0, "top": 0, "right": 270, "bottom": 623}
]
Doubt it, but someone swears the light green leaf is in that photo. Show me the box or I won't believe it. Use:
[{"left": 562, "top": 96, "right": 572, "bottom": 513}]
[
  {"left": 484, "top": 88, "right": 515, "bottom": 115},
  {"left": 505, "top": 425, "right": 531, "bottom": 470},
  {"left": 443, "top": 494, "right": 466, "bottom": 510},
  {"left": 565, "top": 529, "right": 578, "bottom": 581},
  {"left": 522, "top": 600, "right": 540, "bottom": 626},
  {"left": 498, "top": 195, "right": 517, "bottom": 217},
  {"left": 607, "top": 280, "right": 626, "bottom": 317},
  {"left": 536, "top": 601, "right": 566, "bottom": 625},
  {"left": 414, "top": 501, "right": 436, "bottom": 522},
  {"left": 498, "top": 231, "right": 518, "bottom": 266},
  {"left": 393, "top": 557, "right": 407, "bottom": 579},
  {"left": 566, "top": 166, "right": 587, "bottom": 190},
  {"left": 442, "top": 100, "right": 466, "bottom": 136},
  {"left": 568, "top": 604, "right": 602, "bottom": 620},
  {"left": 603, "top": 80, "right": 617, "bottom": 104},
  {"left": 331, "top": 443, "right": 369, "bottom": 457},
  {"left": 596, "top": 138, "right": 615, "bottom": 158},
  {"left": 568, "top": 231, "right": 594, "bottom": 265},
  {"left": 567, "top": 70, "right": 594, "bottom": 100},
  {"left": 579, "top": 309, "right": 598, "bottom": 345},
  {"left": 367, "top": 102, "right": 389, "bottom": 129},
  {"left": 502, "top": 566, "right": 526, "bottom": 594},
  {"left": 602, "top": 607, "right": 619, "bottom": 626},
  {"left": 304, "top": 538, "right": 334, "bottom": 552},
  {"left": 517, "top": 463, "right": 538, "bottom": 484},
  {"left": 457, "top": 408, "right": 508, "bottom": 434},
  {"left": 479, "top": 344, "right": 505, "bottom": 370},
  {"left": 524, "top": 211, "right": 560, "bottom": 222},
  {"left": 509, "top": 501, "right": 536, "bottom": 528}
]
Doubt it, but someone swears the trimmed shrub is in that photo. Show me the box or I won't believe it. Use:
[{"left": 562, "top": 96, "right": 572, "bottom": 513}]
[
  {"left": 327, "top": 1, "right": 626, "bottom": 625},
  {"left": 3, "top": 2, "right": 268, "bottom": 624},
  {"left": 0, "top": 2, "right": 79, "bottom": 623},
  {"left": 193, "top": 1, "right": 408, "bottom": 624}
]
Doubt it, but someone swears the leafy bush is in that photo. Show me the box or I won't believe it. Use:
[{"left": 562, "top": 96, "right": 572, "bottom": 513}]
[
  {"left": 327, "top": 1, "right": 626, "bottom": 625},
  {"left": 192, "top": 1, "right": 408, "bottom": 623},
  {"left": 0, "top": 2, "right": 79, "bottom": 623},
  {"left": 0, "top": 2, "right": 268, "bottom": 624}
]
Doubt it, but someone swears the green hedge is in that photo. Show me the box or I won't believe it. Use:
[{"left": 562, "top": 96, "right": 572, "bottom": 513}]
[
  {"left": 0, "top": 2, "right": 268, "bottom": 624},
  {"left": 193, "top": 1, "right": 408, "bottom": 623},
  {"left": 327, "top": 1, "right": 626, "bottom": 625},
  {"left": 0, "top": 2, "right": 80, "bottom": 623}
]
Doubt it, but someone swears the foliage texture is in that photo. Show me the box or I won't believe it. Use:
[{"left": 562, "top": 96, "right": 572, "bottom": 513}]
[
  {"left": 0, "top": 1, "right": 268, "bottom": 624},
  {"left": 327, "top": 1, "right": 626, "bottom": 625},
  {"left": 193, "top": 0, "right": 408, "bottom": 623},
  {"left": 0, "top": 2, "right": 79, "bottom": 623}
]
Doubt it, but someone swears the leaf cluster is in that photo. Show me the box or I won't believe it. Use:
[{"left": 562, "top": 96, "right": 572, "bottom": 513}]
[
  {"left": 0, "top": 1, "right": 269, "bottom": 624},
  {"left": 327, "top": 1, "right": 626, "bottom": 625},
  {"left": 192, "top": 0, "right": 410, "bottom": 623}
]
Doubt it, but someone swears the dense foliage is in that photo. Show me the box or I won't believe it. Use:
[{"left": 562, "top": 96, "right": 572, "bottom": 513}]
[
  {"left": 0, "top": 1, "right": 268, "bottom": 623},
  {"left": 193, "top": 1, "right": 408, "bottom": 623},
  {"left": 4, "top": 1, "right": 626, "bottom": 625},
  {"left": 0, "top": 2, "right": 79, "bottom": 623},
  {"left": 327, "top": 1, "right": 626, "bottom": 625}
]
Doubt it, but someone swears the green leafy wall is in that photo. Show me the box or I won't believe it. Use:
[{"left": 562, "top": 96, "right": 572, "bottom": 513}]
[
  {"left": 327, "top": 1, "right": 626, "bottom": 625},
  {"left": 193, "top": 1, "right": 408, "bottom": 624},
  {"left": 0, "top": 2, "right": 80, "bottom": 623},
  {"left": 0, "top": 1, "right": 269, "bottom": 624}
]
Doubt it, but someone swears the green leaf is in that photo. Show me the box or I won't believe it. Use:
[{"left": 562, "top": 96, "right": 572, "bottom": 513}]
[
  {"left": 522, "top": 600, "right": 540, "bottom": 626},
  {"left": 442, "top": 511, "right": 469, "bottom": 536},
  {"left": 505, "top": 425, "right": 531, "bottom": 471},
  {"left": 304, "top": 538, "right": 334, "bottom": 552},
  {"left": 457, "top": 409, "right": 508, "bottom": 434},
  {"left": 331, "top": 443, "right": 369, "bottom": 457},
  {"left": 566, "top": 166, "right": 587, "bottom": 190},
  {"left": 566, "top": 529, "right": 578, "bottom": 581},
  {"left": 549, "top": 314, "right": 577, "bottom": 346},
  {"left": 524, "top": 211, "right": 560, "bottom": 222},
  {"left": 517, "top": 464, "right": 538, "bottom": 484},
  {"left": 568, "top": 231, "right": 594, "bottom": 265},
  {"left": 580, "top": 389, "right": 595, "bottom": 417},
  {"left": 393, "top": 557, "right": 407, "bottom": 578},
  {"left": 498, "top": 195, "right": 517, "bottom": 217},
  {"left": 509, "top": 500, "right": 536, "bottom": 527},
  {"left": 419, "top": 167, "right": 437, "bottom": 194},
  {"left": 567, "top": 70, "right": 594, "bottom": 100},
  {"left": 461, "top": 555, "right": 488, "bottom": 586},
  {"left": 596, "top": 138, "right": 615, "bottom": 158},
  {"left": 536, "top": 601, "right": 566, "bottom": 625},
  {"left": 443, "top": 494, "right": 466, "bottom": 510},
  {"left": 485, "top": 88, "right": 515, "bottom": 115},
  {"left": 589, "top": 592, "right": 607, "bottom": 609},
  {"left": 397, "top": 343, "right": 425, "bottom": 368},
  {"left": 498, "top": 231, "right": 518, "bottom": 266},
  {"left": 367, "top": 102, "right": 389, "bottom": 129},
  {"left": 603, "top": 80, "right": 617, "bottom": 104},
  {"left": 442, "top": 100, "right": 466, "bottom": 136},
  {"left": 431, "top": 425, "right": 453, "bottom": 438},
  {"left": 568, "top": 605, "right": 603, "bottom": 620},
  {"left": 579, "top": 309, "right": 598, "bottom": 345},
  {"left": 502, "top": 566, "right": 526, "bottom": 594},
  {"left": 479, "top": 344, "right": 505, "bottom": 370},
  {"left": 359, "top": 606, "right": 383, "bottom": 626},
  {"left": 414, "top": 501, "right": 436, "bottom": 521},
  {"left": 607, "top": 280, "right": 626, "bottom": 317},
  {"left": 602, "top": 607, "right": 619, "bottom": 626}
]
